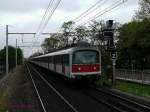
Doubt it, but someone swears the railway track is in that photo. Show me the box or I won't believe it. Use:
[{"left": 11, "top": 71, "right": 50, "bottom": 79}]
[
  {"left": 25, "top": 63, "right": 78, "bottom": 112},
  {"left": 95, "top": 88, "right": 150, "bottom": 112},
  {"left": 28, "top": 63, "right": 113, "bottom": 112},
  {"left": 83, "top": 86, "right": 150, "bottom": 112},
  {"left": 26, "top": 63, "right": 150, "bottom": 112}
]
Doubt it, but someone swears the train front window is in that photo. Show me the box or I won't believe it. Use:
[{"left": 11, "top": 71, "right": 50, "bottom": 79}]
[{"left": 73, "top": 51, "right": 99, "bottom": 64}]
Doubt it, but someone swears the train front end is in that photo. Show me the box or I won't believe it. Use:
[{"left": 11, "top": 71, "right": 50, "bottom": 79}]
[{"left": 71, "top": 49, "right": 101, "bottom": 81}]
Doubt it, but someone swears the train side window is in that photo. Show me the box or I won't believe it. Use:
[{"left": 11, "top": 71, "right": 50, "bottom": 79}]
[
  {"left": 55, "top": 56, "right": 58, "bottom": 63},
  {"left": 49, "top": 56, "right": 52, "bottom": 63},
  {"left": 44, "top": 57, "right": 46, "bottom": 62},
  {"left": 51, "top": 56, "right": 54, "bottom": 64},
  {"left": 54, "top": 56, "right": 56, "bottom": 64},
  {"left": 57, "top": 55, "right": 60, "bottom": 64},
  {"left": 56, "top": 55, "right": 62, "bottom": 64},
  {"left": 54, "top": 56, "right": 60, "bottom": 64},
  {"left": 42, "top": 57, "right": 45, "bottom": 62},
  {"left": 63, "top": 54, "right": 69, "bottom": 66},
  {"left": 43, "top": 58, "right": 45, "bottom": 62}
]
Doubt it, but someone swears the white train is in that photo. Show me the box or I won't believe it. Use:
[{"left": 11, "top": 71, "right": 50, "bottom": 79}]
[{"left": 30, "top": 46, "right": 101, "bottom": 81}]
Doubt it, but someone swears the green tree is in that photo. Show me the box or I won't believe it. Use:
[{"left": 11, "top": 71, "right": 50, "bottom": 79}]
[
  {"left": 88, "top": 21, "right": 105, "bottom": 47},
  {"left": 75, "top": 25, "right": 88, "bottom": 42},
  {"left": 134, "top": 0, "right": 150, "bottom": 20},
  {"left": 117, "top": 19, "right": 150, "bottom": 69},
  {"left": 61, "top": 21, "right": 75, "bottom": 45},
  {"left": 41, "top": 34, "right": 60, "bottom": 53},
  {"left": 17, "top": 48, "right": 23, "bottom": 64},
  {"left": 0, "top": 46, "right": 23, "bottom": 72}
]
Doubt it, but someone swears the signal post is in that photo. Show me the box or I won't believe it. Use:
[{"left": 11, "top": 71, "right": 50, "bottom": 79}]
[{"left": 102, "top": 20, "right": 117, "bottom": 87}]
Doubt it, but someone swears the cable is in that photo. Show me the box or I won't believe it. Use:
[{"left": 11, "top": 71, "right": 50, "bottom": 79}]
[
  {"left": 57, "top": 0, "right": 105, "bottom": 34},
  {"left": 94, "top": 0, "right": 127, "bottom": 20},
  {"left": 39, "top": 0, "right": 62, "bottom": 34},
  {"left": 74, "top": 0, "right": 108, "bottom": 23},
  {"left": 78, "top": 0, "right": 127, "bottom": 26},
  {"left": 36, "top": 0, "right": 55, "bottom": 34},
  {"left": 57, "top": 0, "right": 107, "bottom": 35},
  {"left": 31, "top": 0, "right": 61, "bottom": 56},
  {"left": 36, "top": 0, "right": 54, "bottom": 33},
  {"left": 73, "top": 0, "right": 104, "bottom": 21}
]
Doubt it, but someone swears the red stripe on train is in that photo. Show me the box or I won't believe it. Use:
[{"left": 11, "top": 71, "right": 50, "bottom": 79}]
[{"left": 72, "top": 64, "right": 100, "bottom": 73}]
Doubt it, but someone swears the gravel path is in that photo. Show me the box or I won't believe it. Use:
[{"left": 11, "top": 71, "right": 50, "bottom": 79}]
[{"left": 0, "top": 65, "right": 40, "bottom": 112}]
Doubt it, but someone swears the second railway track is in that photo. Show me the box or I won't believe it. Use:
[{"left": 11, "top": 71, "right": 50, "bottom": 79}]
[
  {"left": 26, "top": 63, "right": 78, "bottom": 112},
  {"left": 93, "top": 87, "right": 150, "bottom": 112}
]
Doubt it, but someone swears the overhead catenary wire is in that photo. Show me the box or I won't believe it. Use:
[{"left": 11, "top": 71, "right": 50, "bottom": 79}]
[
  {"left": 78, "top": 0, "right": 128, "bottom": 26},
  {"left": 73, "top": 0, "right": 104, "bottom": 22},
  {"left": 93, "top": 0, "right": 127, "bottom": 20},
  {"left": 39, "top": 0, "right": 62, "bottom": 35},
  {"left": 33, "top": 0, "right": 55, "bottom": 53},
  {"left": 30, "top": 0, "right": 127, "bottom": 57},
  {"left": 36, "top": 0, "right": 55, "bottom": 35},
  {"left": 57, "top": 0, "right": 107, "bottom": 34},
  {"left": 52, "top": 0, "right": 127, "bottom": 38},
  {"left": 30, "top": 0, "right": 62, "bottom": 56},
  {"left": 36, "top": 0, "right": 54, "bottom": 34},
  {"left": 74, "top": 0, "right": 109, "bottom": 23}
]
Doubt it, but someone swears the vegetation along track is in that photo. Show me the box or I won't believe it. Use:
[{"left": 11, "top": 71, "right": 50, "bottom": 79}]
[
  {"left": 25, "top": 63, "right": 78, "bottom": 112},
  {"left": 84, "top": 87, "right": 150, "bottom": 112}
]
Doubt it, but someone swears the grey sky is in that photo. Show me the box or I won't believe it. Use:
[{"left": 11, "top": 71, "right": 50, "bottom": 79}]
[{"left": 0, "top": 0, "right": 139, "bottom": 57}]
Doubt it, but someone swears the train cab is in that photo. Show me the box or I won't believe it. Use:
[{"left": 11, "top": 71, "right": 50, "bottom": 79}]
[{"left": 71, "top": 48, "right": 101, "bottom": 80}]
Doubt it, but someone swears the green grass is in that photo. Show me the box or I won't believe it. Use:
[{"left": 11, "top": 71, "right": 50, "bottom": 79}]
[
  {"left": 0, "top": 106, "right": 7, "bottom": 112},
  {"left": 96, "top": 72, "right": 112, "bottom": 87},
  {"left": 115, "top": 80, "right": 150, "bottom": 99}
]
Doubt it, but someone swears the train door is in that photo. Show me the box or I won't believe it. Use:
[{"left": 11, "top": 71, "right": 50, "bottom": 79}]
[
  {"left": 62, "top": 55, "right": 65, "bottom": 74},
  {"left": 54, "top": 56, "right": 56, "bottom": 72},
  {"left": 48, "top": 57, "right": 50, "bottom": 69},
  {"left": 62, "top": 54, "right": 69, "bottom": 77}
]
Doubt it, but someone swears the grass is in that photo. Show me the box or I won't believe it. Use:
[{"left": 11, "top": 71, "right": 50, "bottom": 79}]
[
  {"left": 115, "top": 80, "right": 150, "bottom": 99},
  {"left": 96, "top": 72, "right": 112, "bottom": 87},
  {"left": 96, "top": 72, "right": 150, "bottom": 100},
  {"left": 0, "top": 107, "right": 7, "bottom": 112}
]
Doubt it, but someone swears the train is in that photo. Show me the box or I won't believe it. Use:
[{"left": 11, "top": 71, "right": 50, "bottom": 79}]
[{"left": 29, "top": 45, "right": 101, "bottom": 81}]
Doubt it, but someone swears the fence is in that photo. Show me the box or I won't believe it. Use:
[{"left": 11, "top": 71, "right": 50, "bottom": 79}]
[{"left": 116, "top": 69, "right": 150, "bottom": 85}]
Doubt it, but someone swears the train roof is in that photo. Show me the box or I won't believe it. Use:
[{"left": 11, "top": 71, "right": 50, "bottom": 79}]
[{"left": 31, "top": 46, "right": 99, "bottom": 59}]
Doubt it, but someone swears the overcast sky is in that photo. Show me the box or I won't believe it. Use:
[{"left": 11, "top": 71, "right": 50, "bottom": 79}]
[{"left": 0, "top": 0, "right": 139, "bottom": 57}]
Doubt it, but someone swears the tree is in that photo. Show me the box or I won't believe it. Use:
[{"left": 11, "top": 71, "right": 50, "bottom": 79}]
[
  {"left": 134, "top": 0, "right": 150, "bottom": 20},
  {"left": 0, "top": 46, "right": 23, "bottom": 72},
  {"left": 116, "top": 19, "right": 150, "bottom": 69},
  {"left": 88, "top": 21, "right": 105, "bottom": 46},
  {"left": 41, "top": 35, "right": 60, "bottom": 53},
  {"left": 61, "top": 21, "right": 75, "bottom": 45},
  {"left": 17, "top": 48, "right": 23, "bottom": 64},
  {"left": 75, "top": 25, "right": 88, "bottom": 42}
]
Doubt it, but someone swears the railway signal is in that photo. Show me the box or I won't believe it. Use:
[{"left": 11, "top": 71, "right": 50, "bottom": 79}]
[
  {"left": 102, "top": 20, "right": 115, "bottom": 50},
  {"left": 102, "top": 20, "right": 117, "bottom": 87}
]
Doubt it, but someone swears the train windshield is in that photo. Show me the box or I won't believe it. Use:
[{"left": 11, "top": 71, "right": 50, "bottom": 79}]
[{"left": 73, "top": 50, "right": 99, "bottom": 64}]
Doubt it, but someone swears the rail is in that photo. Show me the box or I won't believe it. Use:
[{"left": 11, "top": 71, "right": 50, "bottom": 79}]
[
  {"left": 28, "top": 63, "right": 78, "bottom": 112},
  {"left": 95, "top": 87, "right": 150, "bottom": 112},
  {"left": 25, "top": 64, "right": 47, "bottom": 112}
]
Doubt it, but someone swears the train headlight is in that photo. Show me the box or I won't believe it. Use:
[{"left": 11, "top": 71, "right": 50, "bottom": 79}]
[
  {"left": 78, "top": 67, "right": 81, "bottom": 71},
  {"left": 94, "top": 67, "right": 96, "bottom": 70}
]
